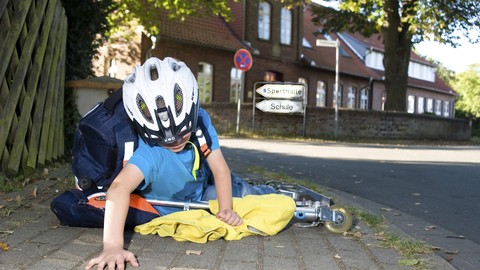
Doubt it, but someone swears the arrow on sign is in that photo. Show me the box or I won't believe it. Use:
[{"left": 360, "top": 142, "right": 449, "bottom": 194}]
[
  {"left": 255, "top": 100, "right": 304, "bottom": 113},
  {"left": 256, "top": 84, "right": 305, "bottom": 99}
]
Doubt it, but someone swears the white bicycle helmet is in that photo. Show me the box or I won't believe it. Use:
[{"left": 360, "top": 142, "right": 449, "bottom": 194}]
[{"left": 123, "top": 57, "right": 199, "bottom": 146}]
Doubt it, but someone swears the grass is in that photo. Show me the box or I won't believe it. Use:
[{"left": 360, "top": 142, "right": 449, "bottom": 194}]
[{"left": 0, "top": 174, "right": 24, "bottom": 194}]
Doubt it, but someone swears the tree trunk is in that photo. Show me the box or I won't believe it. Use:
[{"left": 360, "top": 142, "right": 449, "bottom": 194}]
[{"left": 382, "top": 0, "right": 414, "bottom": 112}]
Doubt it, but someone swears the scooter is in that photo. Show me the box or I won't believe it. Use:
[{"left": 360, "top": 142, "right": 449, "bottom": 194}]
[{"left": 146, "top": 180, "right": 353, "bottom": 234}]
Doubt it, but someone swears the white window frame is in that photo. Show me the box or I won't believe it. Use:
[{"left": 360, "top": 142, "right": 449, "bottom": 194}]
[
  {"left": 258, "top": 2, "right": 271, "bottom": 40},
  {"left": 316, "top": 80, "right": 326, "bottom": 107},
  {"left": 407, "top": 95, "right": 415, "bottom": 113},
  {"left": 443, "top": 101, "right": 450, "bottom": 117},
  {"left": 347, "top": 86, "right": 356, "bottom": 109},
  {"left": 280, "top": 8, "right": 292, "bottom": 45},
  {"left": 435, "top": 100, "right": 442, "bottom": 116},
  {"left": 360, "top": 88, "right": 368, "bottom": 110},
  {"left": 334, "top": 84, "right": 343, "bottom": 107},
  {"left": 198, "top": 62, "right": 213, "bottom": 104},
  {"left": 417, "top": 96, "right": 425, "bottom": 114},
  {"left": 426, "top": 98, "right": 434, "bottom": 113}
]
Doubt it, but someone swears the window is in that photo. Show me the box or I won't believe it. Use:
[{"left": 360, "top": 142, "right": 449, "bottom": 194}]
[
  {"left": 333, "top": 84, "right": 343, "bottom": 107},
  {"left": 417, "top": 97, "right": 425, "bottom": 114},
  {"left": 108, "top": 58, "right": 118, "bottom": 78},
  {"left": 280, "top": 8, "right": 292, "bottom": 45},
  {"left": 347, "top": 86, "right": 357, "bottom": 109},
  {"left": 198, "top": 62, "right": 213, "bottom": 104},
  {"left": 230, "top": 68, "right": 243, "bottom": 103},
  {"left": 443, "top": 101, "right": 450, "bottom": 117},
  {"left": 426, "top": 98, "right": 434, "bottom": 113},
  {"left": 316, "top": 80, "right": 326, "bottom": 107},
  {"left": 407, "top": 95, "right": 415, "bottom": 113},
  {"left": 365, "top": 51, "right": 384, "bottom": 70},
  {"left": 264, "top": 70, "right": 282, "bottom": 82},
  {"left": 408, "top": 62, "right": 435, "bottom": 82},
  {"left": 435, "top": 100, "right": 442, "bottom": 116},
  {"left": 258, "top": 2, "right": 271, "bottom": 40},
  {"left": 381, "top": 92, "right": 386, "bottom": 111},
  {"left": 360, "top": 89, "right": 368, "bottom": 110}
]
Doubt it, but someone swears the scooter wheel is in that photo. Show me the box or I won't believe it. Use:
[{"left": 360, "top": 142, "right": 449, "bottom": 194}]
[{"left": 325, "top": 205, "right": 353, "bottom": 233}]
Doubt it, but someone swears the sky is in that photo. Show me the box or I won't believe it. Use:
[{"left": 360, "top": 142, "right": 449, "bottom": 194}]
[
  {"left": 414, "top": 39, "right": 479, "bottom": 73},
  {"left": 313, "top": 0, "right": 479, "bottom": 73}
]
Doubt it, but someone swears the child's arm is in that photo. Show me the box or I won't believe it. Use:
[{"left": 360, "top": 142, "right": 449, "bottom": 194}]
[
  {"left": 207, "top": 148, "right": 243, "bottom": 226},
  {"left": 85, "top": 164, "right": 145, "bottom": 270}
]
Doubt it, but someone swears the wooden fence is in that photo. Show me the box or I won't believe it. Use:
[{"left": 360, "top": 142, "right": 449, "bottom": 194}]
[{"left": 0, "top": 0, "right": 67, "bottom": 177}]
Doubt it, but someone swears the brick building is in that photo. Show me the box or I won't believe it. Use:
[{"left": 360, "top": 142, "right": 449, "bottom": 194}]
[{"left": 101, "top": 1, "right": 457, "bottom": 118}]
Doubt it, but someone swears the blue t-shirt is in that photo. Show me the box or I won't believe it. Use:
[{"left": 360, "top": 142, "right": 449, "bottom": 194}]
[{"left": 128, "top": 108, "right": 219, "bottom": 215}]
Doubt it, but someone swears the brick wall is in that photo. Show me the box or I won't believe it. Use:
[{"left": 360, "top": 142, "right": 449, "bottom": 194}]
[{"left": 203, "top": 103, "right": 471, "bottom": 141}]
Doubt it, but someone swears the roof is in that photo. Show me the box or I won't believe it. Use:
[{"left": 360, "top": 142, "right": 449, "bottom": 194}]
[
  {"left": 156, "top": 11, "right": 250, "bottom": 52},
  {"left": 304, "top": 5, "right": 454, "bottom": 95},
  {"left": 302, "top": 7, "right": 381, "bottom": 79},
  {"left": 342, "top": 32, "right": 432, "bottom": 65}
]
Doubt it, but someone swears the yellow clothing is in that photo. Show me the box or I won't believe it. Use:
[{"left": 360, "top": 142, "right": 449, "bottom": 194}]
[{"left": 134, "top": 194, "right": 295, "bottom": 243}]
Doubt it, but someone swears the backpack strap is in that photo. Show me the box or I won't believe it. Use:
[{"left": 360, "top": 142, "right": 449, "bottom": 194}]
[
  {"left": 187, "top": 141, "right": 201, "bottom": 180},
  {"left": 104, "top": 87, "right": 123, "bottom": 111},
  {"left": 194, "top": 127, "right": 212, "bottom": 158}
]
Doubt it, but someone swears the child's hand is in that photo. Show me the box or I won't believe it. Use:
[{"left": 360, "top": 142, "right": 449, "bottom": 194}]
[
  {"left": 85, "top": 245, "right": 139, "bottom": 270},
  {"left": 216, "top": 209, "right": 243, "bottom": 226}
]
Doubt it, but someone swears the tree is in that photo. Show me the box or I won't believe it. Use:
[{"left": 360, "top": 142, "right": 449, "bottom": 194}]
[
  {"left": 60, "top": 0, "right": 116, "bottom": 152},
  {"left": 310, "top": 0, "right": 480, "bottom": 112},
  {"left": 453, "top": 64, "right": 480, "bottom": 119}
]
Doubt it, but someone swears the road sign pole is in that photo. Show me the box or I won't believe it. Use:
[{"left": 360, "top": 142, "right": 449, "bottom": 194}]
[
  {"left": 236, "top": 72, "right": 243, "bottom": 134},
  {"left": 317, "top": 38, "right": 340, "bottom": 139},
  {"left": 233, "top": 49, "right": 253, "bottom": 135},
  {"left": 334, "top": 39, "right": 339, "bottom": 139}
]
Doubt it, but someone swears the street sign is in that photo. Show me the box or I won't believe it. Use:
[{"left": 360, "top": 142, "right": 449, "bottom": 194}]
[
  {"left": 255, "top": 99, "right": 303, "bottom": 114},
  {"left": 316, "top": 39, "right": 338, "bottom": 48},
  {"left": 256, "top": 84, "right": 304, "bottom": 99},
  {"left": 234, "top": 49, "right": 253, "bottom": 71}
]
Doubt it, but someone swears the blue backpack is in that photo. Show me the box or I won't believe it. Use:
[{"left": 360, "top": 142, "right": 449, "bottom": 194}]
[{"left": 71, "top": 88, "right": 212, "bottom": 195}]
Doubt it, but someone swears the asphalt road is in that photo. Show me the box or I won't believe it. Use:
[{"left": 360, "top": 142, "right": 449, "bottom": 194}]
[{"left": 220, "top": 138, "right": 480, "bottom": 246}]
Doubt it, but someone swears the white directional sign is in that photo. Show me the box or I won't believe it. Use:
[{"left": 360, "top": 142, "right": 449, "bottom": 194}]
[
  {"left": 316, "top": 39, "right": 338, "bottom": 48},
  {"left": 255, "top": 99, "right": 303, "bottom": 114},
  {"left": 256, "top": 84, "right": 304, "bottom": 99}
]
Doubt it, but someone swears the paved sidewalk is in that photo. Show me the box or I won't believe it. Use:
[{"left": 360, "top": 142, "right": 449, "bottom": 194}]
[{"left": 0, "top": 164, "right": 455, "bottom": 270}]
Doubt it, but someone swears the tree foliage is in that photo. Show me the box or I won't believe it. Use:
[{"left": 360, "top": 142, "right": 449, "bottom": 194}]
[
  {"left": 60, "top": 0, "right": 116, "bottom": 153},
  {"left": 425, "top": 58, "right": 455, "bottom": 86},
  {"left": 310, "top": 0, "right": 480, "bottom": 112},
  {"left": 453, "top": 64, "right": 480, "bottom": 119}
]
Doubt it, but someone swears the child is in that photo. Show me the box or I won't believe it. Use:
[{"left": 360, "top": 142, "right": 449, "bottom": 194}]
[{"left": 75, "top": 57, "right": 274, "bottom": 269}]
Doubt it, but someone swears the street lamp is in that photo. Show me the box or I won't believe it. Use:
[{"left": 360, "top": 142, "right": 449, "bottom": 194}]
[{"left": 316, "top": 38, "right": 339, "bottom": 139}]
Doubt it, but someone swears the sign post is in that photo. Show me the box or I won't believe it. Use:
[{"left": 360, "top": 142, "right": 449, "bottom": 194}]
[
  {"left": 233, "top": 49, "right": 253, "bottom": 134},
  {"left": 252, "top": 82, "right": 307, "bottom": 136},
  {"left": 316, "top": 38, "right": 340, "bottom": 139}
]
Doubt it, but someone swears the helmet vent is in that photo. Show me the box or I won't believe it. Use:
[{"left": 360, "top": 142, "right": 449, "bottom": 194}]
[
  {"left": 174, "top": 83, "right": 183, "bottom": 116},
  {"left": 150, "top": 65, "right": 159, "bottom": 81},
  {"left": 171, "top": 62, "right": 181, "bottom": 71},
  {"left": 136, "top": 94, "right": 153, "bottom": 123},
  {"left": 156, "top": 95, "right": 166, "bottom": 111}
]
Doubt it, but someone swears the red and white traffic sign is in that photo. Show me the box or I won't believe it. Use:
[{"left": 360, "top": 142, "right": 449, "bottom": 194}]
[{"left": 234, "top": 49, "right": 253, "bottom": 71}]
